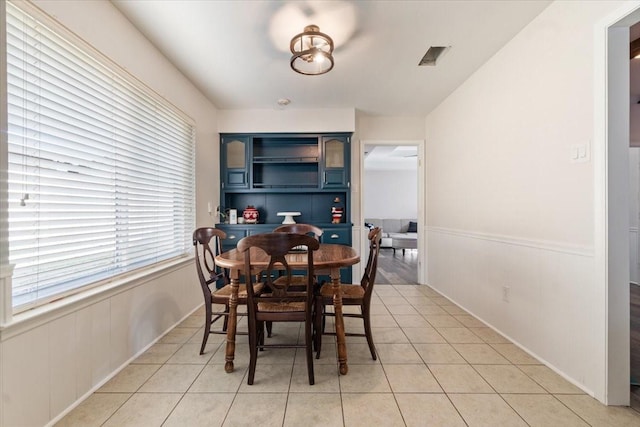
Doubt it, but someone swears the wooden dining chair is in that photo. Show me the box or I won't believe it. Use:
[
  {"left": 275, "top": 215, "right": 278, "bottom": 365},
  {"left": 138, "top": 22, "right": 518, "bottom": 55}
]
[
  {"left": 314, "top": 227, "right": 382, "bottom": 360},
  {"left": 193, "top": 227, "right": 264, "bottom": 355},
  {"left": 273, "top": 223, "right": 323, "bottom": 239},
  {"left": 273, "top": 223, "right": 323, "bottom": 292},
  {"left": 237, "top": 232, "right": 320, "bottom": 385}
]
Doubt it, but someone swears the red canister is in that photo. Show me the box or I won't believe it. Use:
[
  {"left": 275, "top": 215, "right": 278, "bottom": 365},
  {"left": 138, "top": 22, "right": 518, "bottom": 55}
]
[{"left": 243, "top": 205, "right": 259, "bottom": 224}]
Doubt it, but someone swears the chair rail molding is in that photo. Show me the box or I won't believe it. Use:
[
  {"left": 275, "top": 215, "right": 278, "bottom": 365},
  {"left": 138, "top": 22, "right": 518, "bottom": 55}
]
[{"left": 427, "top": 226, "right": 594, "bottom": 258}]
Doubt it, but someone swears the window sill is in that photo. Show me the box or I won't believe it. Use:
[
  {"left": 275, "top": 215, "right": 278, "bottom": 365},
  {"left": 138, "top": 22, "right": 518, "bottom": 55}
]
[{"left": 0, "top": 256, "right": 193, "bottom": 341}]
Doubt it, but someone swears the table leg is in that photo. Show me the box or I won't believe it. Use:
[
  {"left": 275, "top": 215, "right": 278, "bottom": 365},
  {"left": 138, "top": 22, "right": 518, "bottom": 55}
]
[
  {"left": 331, "top": 269, "right": 348, "bottom": 375},
  {"left": 225, "top": 274, "right": 239, "bottom": 373}
]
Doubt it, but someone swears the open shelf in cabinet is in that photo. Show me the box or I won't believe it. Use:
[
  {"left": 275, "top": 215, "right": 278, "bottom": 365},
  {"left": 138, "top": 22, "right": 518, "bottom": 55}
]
[
  {"left": 253, "top": 162, "right": 318, "bottom": 188},
  {"left": 252, "top": 137, "right": 319, "bottom": 163},
  {"left": 222, "top": 191, "right": 348, "bottom": 225}
]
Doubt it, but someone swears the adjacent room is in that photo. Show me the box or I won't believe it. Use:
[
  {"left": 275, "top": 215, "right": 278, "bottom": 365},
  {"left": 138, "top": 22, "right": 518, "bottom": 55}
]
[
  {"left": 363, "top": 144, "right": 419, "bottom": 284},
  {"left": 3, "top": 1, "right": 640, "bottom": 426}
]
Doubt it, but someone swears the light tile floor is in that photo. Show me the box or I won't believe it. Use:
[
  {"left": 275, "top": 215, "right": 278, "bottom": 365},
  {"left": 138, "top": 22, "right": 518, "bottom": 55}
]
[{"left": 56, "top": 284, "right": 640, "bottom": 426}]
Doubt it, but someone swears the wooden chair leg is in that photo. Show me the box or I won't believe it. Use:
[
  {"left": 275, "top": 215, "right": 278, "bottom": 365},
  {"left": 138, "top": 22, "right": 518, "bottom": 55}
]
[
  {"left": 313, "top": 299, "right": 319, "bottom": 350},
  {"left": 222, "top": 303, "right": 229, "bottom": 332},
  {"left": 266, "top": 321, "right": 273, "bottom": 338},
  {"left": 258, "top": 322, "right": 265, "bottom": 349},
  {"left": 305, "top": 317, "right": 315, "bottom": 385},
  {"left": 362, "top": 304, "right": 377, "bottom": 360},
  {"left": 315, "top": 299, "right": 324, "bottom": 359},
  {"left": 248, "top": 320, "right": 259, "bottom": 385},
  {"left": 200, "top": 303, "right": 212, "bottom": 355},
  {"left": 255, "top": 274, "right": 273, "bottom": 338}
]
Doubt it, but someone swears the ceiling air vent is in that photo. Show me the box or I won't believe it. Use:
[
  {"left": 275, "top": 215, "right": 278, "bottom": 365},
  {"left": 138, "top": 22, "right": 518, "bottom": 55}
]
[{"left": 419, "top": 46, "right": 450, "bottom": 66}]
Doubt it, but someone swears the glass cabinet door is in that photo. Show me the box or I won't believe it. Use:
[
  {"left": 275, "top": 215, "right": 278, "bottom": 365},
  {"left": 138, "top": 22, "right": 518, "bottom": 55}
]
[
  {"left": 322, "top": 136, "right": 349, "bottom": 188},
  {"left": 221, "top": 136, "right": 249, "bottom": 189},
  {"left": 325, "top": 138, "right": 344, "bottom": 168}
]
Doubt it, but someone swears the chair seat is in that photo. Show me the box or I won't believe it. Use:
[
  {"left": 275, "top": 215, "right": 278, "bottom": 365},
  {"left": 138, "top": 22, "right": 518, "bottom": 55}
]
[
  {"left": 274, "top": 275, "right": 307, "bottom": 285},
  {"left": 258, "top": 301, "right": 306, "bottom": 312},
  {"left": 274, "top": 275, "right": 314, "bottom": 290},
  {"left": 319, "top": 283, "right": 365, "bottom": 300},
  {"left": 273, "top": 274, "right": 307, "bottom": 285},
  {"left": 212, "top": 283, "right": 264, "bottom": 302}
]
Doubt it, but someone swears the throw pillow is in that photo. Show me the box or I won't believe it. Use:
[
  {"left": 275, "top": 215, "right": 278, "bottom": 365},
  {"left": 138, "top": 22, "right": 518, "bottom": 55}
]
[{"left": 407, "top": 221, "right": 417, "bottom": 232}]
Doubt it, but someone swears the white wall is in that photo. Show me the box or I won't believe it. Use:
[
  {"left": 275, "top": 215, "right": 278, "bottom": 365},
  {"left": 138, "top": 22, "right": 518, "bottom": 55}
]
[
  {"left": 219, "top": 109, "right": 355, "bottom": 134},
  {"left": 357, "top": 115, "right": 426, "bottom": 141},
  {"left": 0, "top": 1, "right": 220, "bottom": 425},
  {"left": 425, "top": 0, "right": 626, "bottom": 403},
  {"left": 364, "top": 169, "right": 418, "bottom": 218}
]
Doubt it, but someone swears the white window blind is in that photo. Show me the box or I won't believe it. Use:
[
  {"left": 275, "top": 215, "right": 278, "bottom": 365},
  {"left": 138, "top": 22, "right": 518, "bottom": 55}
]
[{"left": 5, "top": 2, "right": 195, "bottom": 310}]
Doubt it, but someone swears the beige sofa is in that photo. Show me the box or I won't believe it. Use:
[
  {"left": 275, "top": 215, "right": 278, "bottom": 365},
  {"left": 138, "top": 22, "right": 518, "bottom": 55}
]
[{"left": 364, "top": 218, "right": 417, "bottom": 253}]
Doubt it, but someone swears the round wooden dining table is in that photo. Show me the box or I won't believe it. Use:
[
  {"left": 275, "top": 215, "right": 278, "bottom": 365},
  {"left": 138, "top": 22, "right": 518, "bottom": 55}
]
[{"left": 215, "top": 243, "right": 360, "bottom": 375}]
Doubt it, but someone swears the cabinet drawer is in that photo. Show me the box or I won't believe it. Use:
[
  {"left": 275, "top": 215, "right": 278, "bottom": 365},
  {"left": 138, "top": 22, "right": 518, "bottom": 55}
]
[{"left": 322, "top": 228, "right": 350, "bottom": 245}]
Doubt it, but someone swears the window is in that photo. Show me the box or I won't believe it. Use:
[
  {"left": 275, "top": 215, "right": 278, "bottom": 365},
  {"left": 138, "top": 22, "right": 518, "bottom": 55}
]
[{"left": 5, "top": 1, "right": 195, "bottom": 310}]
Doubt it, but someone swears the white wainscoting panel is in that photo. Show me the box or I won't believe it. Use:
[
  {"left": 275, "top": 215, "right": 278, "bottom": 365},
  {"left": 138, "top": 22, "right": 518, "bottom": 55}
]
[
  {"left": 1, "top": 322, "right": 51, "bottom": 426},
  {"left": 427, "top": 226, "right": 597, "bottom": 394},
  {"left": 0, "top": 262, "right": 201, "bottom": 426}
]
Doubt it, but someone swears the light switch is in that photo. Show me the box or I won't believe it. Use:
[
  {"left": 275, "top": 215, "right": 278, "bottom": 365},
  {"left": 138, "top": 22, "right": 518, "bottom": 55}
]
[
  {"left": 578, "top": 144, "right": 586, "bottom": 158},
  {"left": 570, "top": 146, "right": 579, "bottom": 160},
  {"left": 570, "top": 142, "right": 590, "bottom": 163}
]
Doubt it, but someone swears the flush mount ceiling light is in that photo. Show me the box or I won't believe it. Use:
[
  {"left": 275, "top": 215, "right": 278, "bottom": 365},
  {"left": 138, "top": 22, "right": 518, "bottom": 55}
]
[{"left": 290, "top": 25, "right": 334, "bottom": 75}]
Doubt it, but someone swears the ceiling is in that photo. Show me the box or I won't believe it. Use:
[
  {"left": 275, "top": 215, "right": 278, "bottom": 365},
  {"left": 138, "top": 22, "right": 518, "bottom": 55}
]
[
  {"left": 364, "top": 145, "right": 417, "bottom": 171},
  {"left": 112, "top": 0, "right": 551, "bottom": 117}
]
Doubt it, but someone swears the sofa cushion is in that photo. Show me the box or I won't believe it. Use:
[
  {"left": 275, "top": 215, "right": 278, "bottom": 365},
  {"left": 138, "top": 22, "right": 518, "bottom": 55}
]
[
  {"left": 407, "top": 221, "right": 417, "bottom": 232},
  {"left": 364, "top": 218, "right": 417, "bottom": 236},
  {"left": 387, "top": 232, "right": 417, "bottom": 240},
  {"left": 365, "top": 218, "right": 418, "bottom": 248},
  {"left": 383, "top": 219, "right": 404, "bottom": 234}
]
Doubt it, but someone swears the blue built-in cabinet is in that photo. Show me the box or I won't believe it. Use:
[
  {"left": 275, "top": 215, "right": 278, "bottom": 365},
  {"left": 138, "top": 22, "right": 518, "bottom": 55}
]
[{"left": 218, "top": 132, "right": 352, "bottom": 282}]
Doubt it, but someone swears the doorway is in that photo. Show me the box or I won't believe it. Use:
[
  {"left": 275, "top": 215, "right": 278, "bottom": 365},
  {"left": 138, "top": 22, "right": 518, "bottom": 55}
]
[
  {"left": 629, "top": 19, "right": 640, "bottom": 410},
  {"left": 359, "top": 140, "right": 426, "bottom": 285}
]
